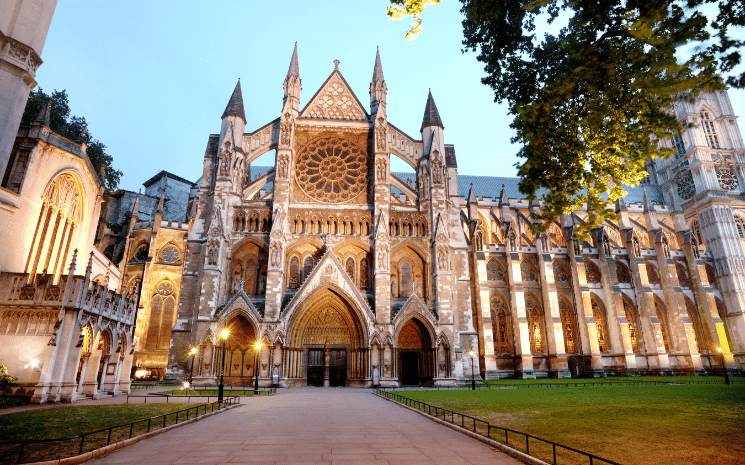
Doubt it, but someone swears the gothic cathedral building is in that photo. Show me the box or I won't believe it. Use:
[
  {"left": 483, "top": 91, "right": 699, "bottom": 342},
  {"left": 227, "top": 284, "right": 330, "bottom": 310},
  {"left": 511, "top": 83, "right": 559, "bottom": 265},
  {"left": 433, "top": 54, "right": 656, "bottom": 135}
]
[{"left": 107, "top": 46, "right": 745, "bottom": 385}]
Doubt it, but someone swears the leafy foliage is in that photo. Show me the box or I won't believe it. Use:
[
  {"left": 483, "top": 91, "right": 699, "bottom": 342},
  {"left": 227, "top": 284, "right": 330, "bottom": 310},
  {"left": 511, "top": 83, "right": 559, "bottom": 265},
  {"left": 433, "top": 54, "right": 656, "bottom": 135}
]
[
  {"left": 0, "top": 365, "right": 18, "bottom": 389},
  {"left": 21, "top": 88, "right": 122, "bottom": 192},
  {"left": 387, "top": 0, "right": 442, "bottom": 40},
  {"left": 388, "top": 0, "right": 744, "bottom": 236}
]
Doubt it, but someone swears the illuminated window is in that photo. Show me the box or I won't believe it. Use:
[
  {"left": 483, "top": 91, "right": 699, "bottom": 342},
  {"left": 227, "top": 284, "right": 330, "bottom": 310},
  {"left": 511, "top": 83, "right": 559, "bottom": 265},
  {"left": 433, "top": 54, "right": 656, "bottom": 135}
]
[
  {"left": 145, "top": 281, "right": 176, "bottom": 350},
  {"left": 700, "top": 111, "right": 720, "bottom": 148},
  {"left": 591, "top": 298, "right": 609, "bottom": 352},
  {"left": 490, "top": 293, "right": 511, "bottom": 354},
  {"left": 359, "top": 258, "right": 369, "bottom": 289},
  {"left": 655, "top": 300, "right": 672, "bottom": 352},
  {"left": 525, "top": 294, "right": 544, "bottom": 353},
  {"left": 559, "top": 298, "right": 577, "bottom": 353},
  {"left": 345, "top": 257, "right": 355, "bottom": 284},
  {"left": 623, "top": 299, "right": 641, "bottom": 352}
]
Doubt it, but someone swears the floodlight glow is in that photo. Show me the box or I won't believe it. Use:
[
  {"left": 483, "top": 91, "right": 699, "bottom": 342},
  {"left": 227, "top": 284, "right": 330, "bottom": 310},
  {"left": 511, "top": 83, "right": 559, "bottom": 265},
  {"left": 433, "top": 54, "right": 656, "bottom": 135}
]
[
  {"left": 190, "top": 347, "right": 197, "bottom": 355},
  {"left": 134, "top": 369, "right": 148, "bottom": 378},
  {"left": 254, "top": 341, "right": 263, "bottom": 351},
  {"left": 30, "top": 359, "right": 39, "bottom": 368},
  {"left": 469, "top": 349, "right": 475, "bottom": 358},
  {"left": 183, "top": 381, "right": 189, "bottom": 389},
  {"left": 220, "top": 329, "right": 230, "bottom": 340}
]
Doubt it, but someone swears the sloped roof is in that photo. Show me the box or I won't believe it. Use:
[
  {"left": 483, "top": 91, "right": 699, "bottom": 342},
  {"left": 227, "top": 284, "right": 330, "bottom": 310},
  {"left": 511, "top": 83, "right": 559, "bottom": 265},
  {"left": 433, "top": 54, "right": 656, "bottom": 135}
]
[
  {"left": 222, "top": 80, "right": 246, "bottom": 122},
  {"left": 421, "top": 90, "right": 443, "bottom": 131}
]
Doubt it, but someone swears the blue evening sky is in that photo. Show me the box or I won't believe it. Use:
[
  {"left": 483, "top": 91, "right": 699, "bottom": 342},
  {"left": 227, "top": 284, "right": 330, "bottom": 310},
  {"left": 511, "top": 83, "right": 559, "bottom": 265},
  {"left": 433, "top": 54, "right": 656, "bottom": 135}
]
[{"left": 37, "top": 1, "right": 745, "bottom": 193}]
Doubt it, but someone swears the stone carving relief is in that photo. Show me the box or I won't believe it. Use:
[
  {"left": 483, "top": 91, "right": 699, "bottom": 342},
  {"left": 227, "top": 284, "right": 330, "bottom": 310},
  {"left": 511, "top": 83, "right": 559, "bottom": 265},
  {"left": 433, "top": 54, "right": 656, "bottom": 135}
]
[
  {"left": 375, "top": 118, "right": 387, "bottom": 150},
  {"left": 377, "top": 244, "right": 388, "bottom": 269},
  {"left": 219, "top": 141, "right": 233, "bottom": 177},
  {"left": 376, "top": 158, "right": 387, "bottom": 182},
  {"left": 301, "top": 76, "right": 366, "bottom": 120},
  {"left": 270, "top": 242, "right": 283, "bottom": 268},
  {"left": 280, "top": 113, "right": 293, "bottom": 146},
  {"left": 431, "top": 151, "right": 443, "bottom": 185},
  {"left": 277, "top": 153, "right": 290, "bottom": 179}
]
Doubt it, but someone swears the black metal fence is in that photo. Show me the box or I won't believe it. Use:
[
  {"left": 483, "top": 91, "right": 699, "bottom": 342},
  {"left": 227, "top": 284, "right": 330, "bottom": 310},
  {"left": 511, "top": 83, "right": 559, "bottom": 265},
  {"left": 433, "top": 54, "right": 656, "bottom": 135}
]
[
  {"left": 0, "top": 396, "right": 239, "bottom": 465},
  {"left": 127, "top": 387, "right": 276, "bottom": 404},
  {"left": 376, "top": 389, "right": 621, "bottom": 465}
]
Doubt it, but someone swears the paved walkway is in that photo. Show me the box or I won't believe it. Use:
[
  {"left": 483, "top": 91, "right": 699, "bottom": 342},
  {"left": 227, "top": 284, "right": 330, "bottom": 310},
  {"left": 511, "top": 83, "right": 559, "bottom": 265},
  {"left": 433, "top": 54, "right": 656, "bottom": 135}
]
[{"left": 85, "top": 388, "right": 522, "bottom": 465}]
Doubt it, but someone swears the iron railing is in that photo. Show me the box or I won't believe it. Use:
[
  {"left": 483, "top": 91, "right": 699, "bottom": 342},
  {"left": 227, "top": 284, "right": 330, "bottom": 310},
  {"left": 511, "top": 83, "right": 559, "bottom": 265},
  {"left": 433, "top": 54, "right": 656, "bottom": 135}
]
[
  {"left": 127, "top": 386, "right": 276, "bottom": 403},
  {"left": 0, "top": 396, "right": 239, "bottom": 464},
  {"left": 376, "top": 389, "right": 622, "bottom": 465}
]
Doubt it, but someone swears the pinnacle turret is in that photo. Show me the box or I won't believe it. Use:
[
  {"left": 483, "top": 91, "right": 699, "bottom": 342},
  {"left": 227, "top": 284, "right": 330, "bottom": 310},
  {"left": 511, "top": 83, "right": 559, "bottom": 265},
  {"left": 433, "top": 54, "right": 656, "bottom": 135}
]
[
  {"left": 222, "top": 79, "right": 246, "bottom": 123},
  {"left": 287, "top": 42, "right": 299, "bottom": 79},
  {"left": 34, "top": 100, "right": 51, "bottom": 127},
  {"left": 372, "top": 47, "right": 384, "bottom": 83},
  {"left": 421, "top": 89, "right": 443, "bottom": 131}
]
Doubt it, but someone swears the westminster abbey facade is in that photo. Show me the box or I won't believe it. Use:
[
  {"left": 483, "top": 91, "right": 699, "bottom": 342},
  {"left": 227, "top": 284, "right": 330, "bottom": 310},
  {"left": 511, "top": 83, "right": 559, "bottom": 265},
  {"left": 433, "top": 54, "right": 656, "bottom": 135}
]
[{"left": 15, "top": 46, "right": 741, "bottom": 396}]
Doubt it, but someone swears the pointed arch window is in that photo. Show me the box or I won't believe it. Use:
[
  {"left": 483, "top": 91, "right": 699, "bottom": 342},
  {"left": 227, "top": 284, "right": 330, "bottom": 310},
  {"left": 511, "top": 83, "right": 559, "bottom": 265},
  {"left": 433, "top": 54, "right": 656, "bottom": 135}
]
[
  {"left": 655, "top": 300, "right": 672, "bottom": 352},
  {"left": 302, "top": 257, "right": 314, "bottom": 283},
  {"left": 673, "top": 132, "right": 686, "bottom": 158},
  {"left": 359, "top": 258, "right": 369, "bottom": 290},
  {"left": 685, "top": 298, "right": 705, "bottom": 353},
  {"left": 525, "top": 294, "right": 545, "bottom": 353},
  {"left": 520, "top": 260, "right": 537, "bottom": 282},
  {"left": 401, "top": 262, "right": 413, "bottom": 297},
  {"left": 616, "top": 262, "right": 632, "bottom": 284},
  {"left": 559, "top": 298, "right": 577, "bottom": 353},
  {"left": 623, "top": 299, "right": 641, "bottom": 352},
  {"left": 490, "top": 293, "right": 511, "bottom": 354},
  {"left": 145, "top": 281, "right": 176, "bottom": 350},
  {"left": 676, "top": 263, "right": 692, "bottom": 288},
  {"left": 700, "top": 111, "right": 720, "bottom": 148},
  {"left": 553, "top": 260, "right": 570, "bottom": 282},
  {"left": 289, "top": 256, "right": 300, "bottom": 289},
  {"left": 345, "top": 257, "right": 355, "bottom": 284},
  {"left": 244, "top": 258, "right": 258, "bottom": 294},
  {"left": 487, "top": 258, "right": 504, "bottom": 281},
  {"left": 591, "top": 298, "right": 609, "bottom": 352},
  {"left": 585, "top": 261, "right": 601, "bottom": 284}
]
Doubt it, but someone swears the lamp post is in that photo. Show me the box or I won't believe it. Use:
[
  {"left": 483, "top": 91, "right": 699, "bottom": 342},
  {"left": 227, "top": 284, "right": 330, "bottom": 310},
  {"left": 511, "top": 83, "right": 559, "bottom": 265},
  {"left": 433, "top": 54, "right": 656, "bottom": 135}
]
[
  {"left": 188, "top": 347, "right": 197, "bottom": 388},
  {"left": 469, "top": 349, "right": 476, "bottom": 391},
  {"left": 254, "top": 340, "right": 263, "bottom": 395},
  {"left": 717, "top": 347, "right": 731, "bottom": 385},
  {"left": 218, "top": 329, "right": 229, "bottom": 403}
]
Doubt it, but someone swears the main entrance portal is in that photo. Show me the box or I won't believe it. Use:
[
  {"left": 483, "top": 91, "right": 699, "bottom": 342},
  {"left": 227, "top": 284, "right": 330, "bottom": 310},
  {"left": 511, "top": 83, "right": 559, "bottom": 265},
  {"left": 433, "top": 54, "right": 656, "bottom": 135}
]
[
  {"left": 398, "top": 318, "right": 434, "bottom": 386},
  {"left": 287, "top": 288, "right": 368, "bottom": 387}
]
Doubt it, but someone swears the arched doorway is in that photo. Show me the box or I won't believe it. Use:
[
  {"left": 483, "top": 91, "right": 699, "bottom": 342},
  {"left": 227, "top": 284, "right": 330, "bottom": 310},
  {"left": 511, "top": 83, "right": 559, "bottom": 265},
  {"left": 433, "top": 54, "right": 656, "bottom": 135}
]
[
  {"left": 286, "top": 287, "right": 368, "bottom": 387},
  {"left": 397, "top": 318, "right": 433, "bottom": 386},
  {"left": 220, "top": 314, "right": 258, "bottom": 384}
]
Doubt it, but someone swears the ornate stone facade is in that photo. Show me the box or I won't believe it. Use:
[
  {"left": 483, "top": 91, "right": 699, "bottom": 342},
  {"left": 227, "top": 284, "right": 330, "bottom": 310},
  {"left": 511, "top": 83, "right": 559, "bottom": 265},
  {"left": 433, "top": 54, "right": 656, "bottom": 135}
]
[{"left": 132, "top": 49, "right": 745, "bottom": 384}]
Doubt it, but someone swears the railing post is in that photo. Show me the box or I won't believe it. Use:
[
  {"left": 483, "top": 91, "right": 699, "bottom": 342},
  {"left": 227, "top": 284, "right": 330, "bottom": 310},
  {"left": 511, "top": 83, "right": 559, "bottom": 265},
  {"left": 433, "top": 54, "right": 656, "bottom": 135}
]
[
  {"left": 130, "top": 423, "right": 134, "bottom": 438},
  {"left": 80, "top": 435, "right": 85, "bottom": 455},
  {"left": 107, "top": 427, "right": 112, "bottom": 445},
  {"left": 526, "top": 434, "right": 529, "bottom": 455},
  {"left": 17, "top": 442, "right": 25, "bottom": 464},
  {"left": 147, "top": 418, "right": 151, "bottom": 433},
  {"left": 553, "top": 444, "right": 556, "bottom": 464}
]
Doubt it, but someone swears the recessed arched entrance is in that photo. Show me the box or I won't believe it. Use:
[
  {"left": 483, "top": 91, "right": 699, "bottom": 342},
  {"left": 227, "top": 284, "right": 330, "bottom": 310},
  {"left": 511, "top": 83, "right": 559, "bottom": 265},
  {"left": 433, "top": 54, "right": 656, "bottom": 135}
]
[
  {"left": 285, "top": 287, "right": 368, "bottom": 387},
  {"left": 220, "top": 314, "right": 258, "bottom": 384},
  {"left": 397, "top": 318, "right": 434, "bottom": 386}
]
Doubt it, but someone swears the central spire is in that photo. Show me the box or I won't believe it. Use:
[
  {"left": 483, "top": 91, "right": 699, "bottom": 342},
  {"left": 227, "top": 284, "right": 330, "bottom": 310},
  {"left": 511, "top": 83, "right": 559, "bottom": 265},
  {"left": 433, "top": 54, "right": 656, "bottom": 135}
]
[{"left": 372, "top": 47, "right": 384, "bottom": 83}]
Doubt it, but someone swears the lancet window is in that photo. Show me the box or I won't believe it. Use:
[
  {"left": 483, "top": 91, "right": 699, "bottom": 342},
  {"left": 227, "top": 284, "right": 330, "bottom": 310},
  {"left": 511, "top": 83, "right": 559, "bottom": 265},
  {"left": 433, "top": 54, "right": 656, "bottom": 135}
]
[
  {"left": 559, "top": 297, "right": 577, "bottom": 353},
  {"left": 735, "top": 215, "right": 745, "bottom": 239},
  {"left": 145, "top": 281, "right": 177, "bottom": 351},
  {"left": 655, "top": 300, "right": 672, "bottom": 352},
  {"left": 623, "top": 299, "right": 641, "bottom": 352},
  {"left": 591, "top": 298, "right": 609, "bottom": 353},
  {"left": 673, "top": 133, "right": 686, "bottom": 158},
  {"left": 525, "top": 293, "right": 545, "bottom": 353},
  {"left": 25, "top": 173, "right": 84, "bottom": 280},
  {"left": 345, "top": 257, "right": 355, "bottom": 283},
  {"left": 700, "top": 110, "right": 720, "bottom": 148},
  {"left": 289, "top": 257, "right": 300, "bottom": 289},
  {"left": 359, "top": 258, "right": 369, "bottom": 290},
  {"left": 490, "top": 293, "right": 511, "bottom": 354}
]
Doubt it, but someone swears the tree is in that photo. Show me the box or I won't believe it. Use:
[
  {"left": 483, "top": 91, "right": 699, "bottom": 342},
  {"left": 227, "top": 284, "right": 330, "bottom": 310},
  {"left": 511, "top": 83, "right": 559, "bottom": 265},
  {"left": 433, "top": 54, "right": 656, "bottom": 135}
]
[
  {"left": 21, "top": 88, "right": 122, "bottom": 192},
  {"left": 388, "top": 0, "right": 745, "bottom": 236}
]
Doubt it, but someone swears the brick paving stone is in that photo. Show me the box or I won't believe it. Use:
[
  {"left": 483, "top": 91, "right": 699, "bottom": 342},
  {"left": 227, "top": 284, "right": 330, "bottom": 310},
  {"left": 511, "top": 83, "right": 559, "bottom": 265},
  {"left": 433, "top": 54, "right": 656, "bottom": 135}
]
[{"left": 84, "top": 388, "right": 523, "bottom": 465}]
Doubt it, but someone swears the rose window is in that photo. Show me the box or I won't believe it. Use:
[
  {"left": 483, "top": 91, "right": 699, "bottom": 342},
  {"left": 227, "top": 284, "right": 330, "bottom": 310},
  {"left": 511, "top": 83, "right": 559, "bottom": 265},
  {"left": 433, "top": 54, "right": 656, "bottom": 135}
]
[
  {"left": 717, "top": 168, "right": 739, "bottom": 190},
  {"left": 156, "top": 281, "right": 174, "bottom": 296},
  {"left": 295, "top": 135, "right": 368, "bottom": 203},
  {"left": 677, "top": 170, "right": 696, "bottom": 200},
  {"left": 158, "top": 245, "right": 180, "bottom": 264}
]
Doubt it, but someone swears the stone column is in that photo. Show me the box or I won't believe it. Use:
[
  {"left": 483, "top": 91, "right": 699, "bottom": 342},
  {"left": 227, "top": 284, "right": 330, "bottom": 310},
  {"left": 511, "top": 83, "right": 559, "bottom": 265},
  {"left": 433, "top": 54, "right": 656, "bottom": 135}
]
[{"left": 536, "top": 234, "right": 569, "bottom": 378}]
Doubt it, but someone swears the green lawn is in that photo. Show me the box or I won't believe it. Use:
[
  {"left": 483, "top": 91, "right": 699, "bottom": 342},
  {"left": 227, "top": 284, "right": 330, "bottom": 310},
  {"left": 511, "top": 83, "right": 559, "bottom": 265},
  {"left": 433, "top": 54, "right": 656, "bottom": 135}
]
[
  {"left": 0, "top": 403, "right": 198, "bottom": 464},
  {"left": 480, "top": 375, "right": 737, "bottom": 387},
  {"left": 401, "top": 384, "right": 745, "bottom": 465}
]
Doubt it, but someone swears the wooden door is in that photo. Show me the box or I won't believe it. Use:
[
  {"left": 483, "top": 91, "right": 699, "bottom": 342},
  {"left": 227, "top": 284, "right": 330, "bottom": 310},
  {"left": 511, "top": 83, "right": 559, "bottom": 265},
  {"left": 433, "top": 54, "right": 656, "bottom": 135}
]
[
  {"left": 329, "top": 349, "right": 347, "bottom": 387},
  {"left": 307, "top": 349, "right": 324, "bottom": 386}
]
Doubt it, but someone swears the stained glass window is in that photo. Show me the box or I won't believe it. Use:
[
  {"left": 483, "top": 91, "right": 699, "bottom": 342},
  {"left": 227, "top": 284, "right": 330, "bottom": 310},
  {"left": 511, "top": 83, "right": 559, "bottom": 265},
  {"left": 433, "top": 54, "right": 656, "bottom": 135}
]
[
  {"left": 591, "top": 299, "right": 609, "bottom": 352},
  {"left": 553, "top": 261, "right": 570, "bottom": 282},
  {"left": 616, "top": 262, "right": 632, "bottom": 284},
  {"left": 359, "top": 258, "right": 369, "bottom": 289},
  {"left": 585, "top": 262, "right": 601, "bottom": 284},
  {"left": 623, "top": 299, "right": 641, "bottom": 352},
  {"left": 490, "top": 294, "right": 511, "bottom": 354},
  {"left": 677, "top": 263, "right": 692, "bottom": 287},
  {"left": 677, "top": 170, "right": 696, "bottom": 200},
  {"left": 289, "top": 257, "right": 300, "bottom": 289},
  {"left": 521, "top": 261, "right": 537, "bottom": 282}
]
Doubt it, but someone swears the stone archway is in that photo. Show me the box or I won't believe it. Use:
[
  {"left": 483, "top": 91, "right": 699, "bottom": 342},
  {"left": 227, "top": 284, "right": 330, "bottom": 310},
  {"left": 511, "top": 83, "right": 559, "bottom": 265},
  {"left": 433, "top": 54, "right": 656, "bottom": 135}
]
[
  {"left": 397, "top": 318, "right": 434, "bottom": 386},
  {"left": 217, "top": 314, "right": 259, "bottom": 384},
  {"left": 286, "top": 287, "right": 368, "bottom": 387}
]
